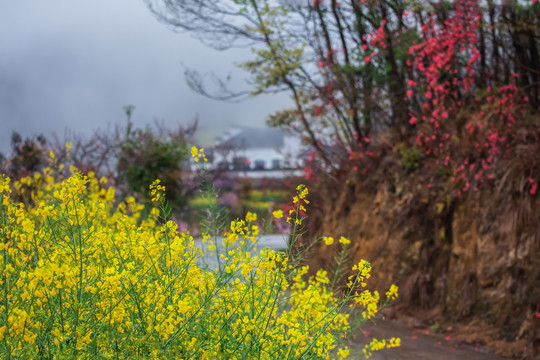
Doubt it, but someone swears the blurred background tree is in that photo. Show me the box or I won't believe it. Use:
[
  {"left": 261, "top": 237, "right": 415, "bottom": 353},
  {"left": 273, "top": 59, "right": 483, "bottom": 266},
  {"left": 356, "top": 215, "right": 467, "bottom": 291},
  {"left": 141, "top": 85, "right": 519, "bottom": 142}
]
[
  {"left": 145, "top": 0, "right": 539, "bottom": 178},
  {"left": 116, "top": 106, "right": 196, "bottom": 210},
  {"left": 0, "top": 132, "right": 49, "bottom": 177}
]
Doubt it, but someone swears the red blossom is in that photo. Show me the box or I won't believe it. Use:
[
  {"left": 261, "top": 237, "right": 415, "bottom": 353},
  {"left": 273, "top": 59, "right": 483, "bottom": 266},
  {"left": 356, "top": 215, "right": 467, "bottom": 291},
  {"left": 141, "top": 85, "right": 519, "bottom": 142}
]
[{"left": 530, "top": 179, "right": 538, "bottom": 195}]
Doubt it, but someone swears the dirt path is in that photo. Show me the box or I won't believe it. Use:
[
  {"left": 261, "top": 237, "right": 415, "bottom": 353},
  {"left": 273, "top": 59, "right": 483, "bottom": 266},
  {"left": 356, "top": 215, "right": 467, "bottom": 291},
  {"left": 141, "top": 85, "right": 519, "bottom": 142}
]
[
  {"left": 232, "top": 236, "right": 510, "bottom": 359},
  {"left": 347, "top": 318, "right": 508, "bottom": 360}
]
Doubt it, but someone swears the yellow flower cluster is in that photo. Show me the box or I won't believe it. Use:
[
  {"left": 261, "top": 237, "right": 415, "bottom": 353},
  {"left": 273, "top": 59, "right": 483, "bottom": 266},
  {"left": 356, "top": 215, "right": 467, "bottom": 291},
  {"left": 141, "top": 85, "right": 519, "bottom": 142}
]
[
  {"left": 272, "top": 209, "right": 283, "bottom": 219},
  {"left": 0, "top": 176, "right": 11, "bottom": 198},
  {"left": 349, "top": 259, "right": 371, "bottom": 288},
  {"left": 363, "top": 337, "right": 401, "bottom": 358},
  {"left": 346, "top": 259, "right": 398, "bottom": 323},
  {"left": 386, "top": 284, "right": 399, "bottom": 301},
  {"left": 223, "top": 212, "right": 260, "bottom": 247},
  {"left": 191, "top": 146, "right": 208, "bottom": 163},
  {"left": 149, "top": 178, "right": 166, "bottom": 202},
  {"left": 278, "top": 184, "right": 309, "bottom": 225},
  {"left": 338, "top": 236, "right": 351, "bottom": 245},
  {"left": 0, "top": 168, "right": 399, "bottom": 359}
]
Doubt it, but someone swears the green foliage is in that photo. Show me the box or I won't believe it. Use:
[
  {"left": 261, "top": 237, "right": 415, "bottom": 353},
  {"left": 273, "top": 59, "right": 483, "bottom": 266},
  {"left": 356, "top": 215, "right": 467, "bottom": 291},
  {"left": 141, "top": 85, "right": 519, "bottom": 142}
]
[
  {"left": 189, "top": 196, "right": 218, "bottom": 208},
  {"left": 248, "top": 189, "right": 288, "bottom": 203},
  {"left": 116, "top": 106, "right": 195, "bottom": 211},
  {"left": 239, "top": 44, "right": 305, "bottom": 96},
  {"left": 393, "top": 28, "right": 422, "bottom": 65},
  {"left": 116, "top": 117, "right": 191, "bottom": 211},
  {"left": 399, "top": 144, "right": 423, "bottom": 171}
]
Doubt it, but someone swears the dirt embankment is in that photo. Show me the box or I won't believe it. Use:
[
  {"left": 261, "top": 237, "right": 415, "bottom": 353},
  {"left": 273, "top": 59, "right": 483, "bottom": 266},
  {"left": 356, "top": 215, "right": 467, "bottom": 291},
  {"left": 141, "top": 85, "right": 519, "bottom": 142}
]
[{"left": 305, "top": 175, "right": 540, "bottom": 359}]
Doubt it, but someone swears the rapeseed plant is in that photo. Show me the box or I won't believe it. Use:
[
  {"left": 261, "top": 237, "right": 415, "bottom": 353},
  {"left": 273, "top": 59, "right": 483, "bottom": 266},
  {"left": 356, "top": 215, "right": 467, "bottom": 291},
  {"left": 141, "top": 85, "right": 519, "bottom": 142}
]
[{"left": 0, "top": 148, "right": 399, "bottom": 359}]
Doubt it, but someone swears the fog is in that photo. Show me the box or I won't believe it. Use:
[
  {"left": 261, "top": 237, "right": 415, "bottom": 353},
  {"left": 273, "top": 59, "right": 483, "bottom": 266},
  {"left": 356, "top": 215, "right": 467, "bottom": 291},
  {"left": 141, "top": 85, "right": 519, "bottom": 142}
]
[{"left": 0, "top": 0, "right": 290, "bottom": 155}]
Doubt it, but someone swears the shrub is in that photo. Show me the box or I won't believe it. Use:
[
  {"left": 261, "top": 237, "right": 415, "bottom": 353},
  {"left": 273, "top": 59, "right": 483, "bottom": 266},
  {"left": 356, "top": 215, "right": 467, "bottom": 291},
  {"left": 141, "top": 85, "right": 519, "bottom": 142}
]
[
  {"left": 116, "top": 121, "right": 192, "bottom": 211},
  {"left": 398, "top": 144, "right": 423, "bottom": 172},
  {"left": 0, "top": 132, "right": 48, "bottom": 181}
]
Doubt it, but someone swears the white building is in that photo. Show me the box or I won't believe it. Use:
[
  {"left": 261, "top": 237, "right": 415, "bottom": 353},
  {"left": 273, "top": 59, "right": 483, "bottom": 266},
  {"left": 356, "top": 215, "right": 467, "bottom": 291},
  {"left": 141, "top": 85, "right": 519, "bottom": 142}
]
[{"left": 205, "top": 127, "right": 304, "bottom": 177}]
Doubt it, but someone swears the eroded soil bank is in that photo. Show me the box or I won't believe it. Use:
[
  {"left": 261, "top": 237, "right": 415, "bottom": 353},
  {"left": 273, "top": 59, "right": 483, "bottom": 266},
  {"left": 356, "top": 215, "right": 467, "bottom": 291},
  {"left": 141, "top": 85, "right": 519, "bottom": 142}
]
[{"left": 304, "top": 175, "right": 539, "bottom": 359}]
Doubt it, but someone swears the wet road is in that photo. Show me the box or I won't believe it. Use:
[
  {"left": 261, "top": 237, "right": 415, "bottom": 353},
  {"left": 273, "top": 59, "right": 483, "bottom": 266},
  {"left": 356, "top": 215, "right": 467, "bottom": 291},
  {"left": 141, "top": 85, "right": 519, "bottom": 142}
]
[{"left": 348, "top": 318, "right": 507, "bottom": 360}]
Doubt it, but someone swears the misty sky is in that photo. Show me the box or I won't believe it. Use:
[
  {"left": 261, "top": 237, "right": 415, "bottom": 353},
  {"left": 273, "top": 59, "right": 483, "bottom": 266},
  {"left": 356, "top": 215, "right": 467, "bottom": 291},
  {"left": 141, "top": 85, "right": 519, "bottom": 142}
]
[{"left": 0, "top": 0, "right": 290, "bottom": 155}]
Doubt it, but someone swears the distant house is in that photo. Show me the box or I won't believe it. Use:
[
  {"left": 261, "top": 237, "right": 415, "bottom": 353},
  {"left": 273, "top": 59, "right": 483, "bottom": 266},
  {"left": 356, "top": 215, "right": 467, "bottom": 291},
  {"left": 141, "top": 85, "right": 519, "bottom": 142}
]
[{"left": 206, "top": 127, "right": 304, "bottom": 177}]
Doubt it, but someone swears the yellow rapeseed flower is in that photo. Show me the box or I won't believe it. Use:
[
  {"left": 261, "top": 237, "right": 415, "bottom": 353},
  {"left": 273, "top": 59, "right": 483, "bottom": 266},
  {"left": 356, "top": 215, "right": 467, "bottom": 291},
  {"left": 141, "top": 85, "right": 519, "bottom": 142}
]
[
  {"left": 0, "top": 167, "right": 399, "bottom": 359},
  {"left": 245, "top": 212, "right": 257, "bottom": 222},
  {"left": 338, "top": 236, "right": 350, "bottom": 245},
  {"left": 385, "top": 284, "right": 399, "bottom": 300},
  {"left": 323, "top": 237, "right": 334, "bottom": 245},
  {"left": 191, "top": 145, "right": 208, "bottom": 163}
]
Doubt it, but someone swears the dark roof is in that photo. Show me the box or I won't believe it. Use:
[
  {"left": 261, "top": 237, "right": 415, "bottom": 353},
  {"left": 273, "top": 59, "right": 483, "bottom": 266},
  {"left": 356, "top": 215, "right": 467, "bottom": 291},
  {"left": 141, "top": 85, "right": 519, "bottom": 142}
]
[{"left": 216, "top": 127, "right": 284, "bottom": 149}]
